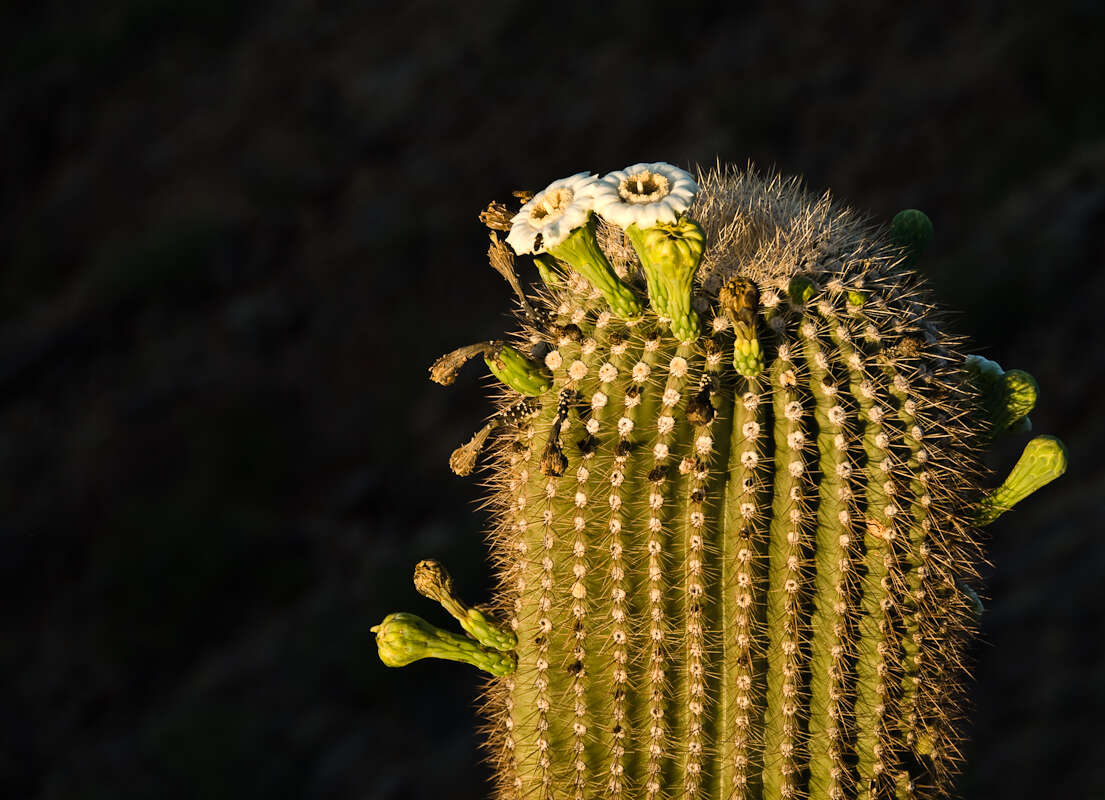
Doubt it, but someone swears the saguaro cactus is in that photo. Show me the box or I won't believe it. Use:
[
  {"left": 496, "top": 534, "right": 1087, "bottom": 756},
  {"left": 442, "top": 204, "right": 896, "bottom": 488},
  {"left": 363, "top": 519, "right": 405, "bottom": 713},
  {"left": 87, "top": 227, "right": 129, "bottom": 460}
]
[{"left": 373, "top": 163, "right": 1066, "bottom": 800}]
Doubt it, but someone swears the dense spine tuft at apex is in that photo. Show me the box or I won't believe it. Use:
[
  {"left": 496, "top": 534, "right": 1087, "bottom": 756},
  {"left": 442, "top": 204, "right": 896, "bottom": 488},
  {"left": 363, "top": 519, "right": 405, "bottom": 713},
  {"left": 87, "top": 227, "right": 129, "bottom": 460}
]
[{"left": 373, "top": 163, "right": 1067, "bottom": 800}]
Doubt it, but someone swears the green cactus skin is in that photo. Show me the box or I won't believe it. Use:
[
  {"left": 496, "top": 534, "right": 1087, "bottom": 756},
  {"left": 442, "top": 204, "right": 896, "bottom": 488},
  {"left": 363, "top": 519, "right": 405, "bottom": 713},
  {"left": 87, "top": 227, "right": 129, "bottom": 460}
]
[{"left": 373, "top": 165, "right": 1067, "bottom": 800}]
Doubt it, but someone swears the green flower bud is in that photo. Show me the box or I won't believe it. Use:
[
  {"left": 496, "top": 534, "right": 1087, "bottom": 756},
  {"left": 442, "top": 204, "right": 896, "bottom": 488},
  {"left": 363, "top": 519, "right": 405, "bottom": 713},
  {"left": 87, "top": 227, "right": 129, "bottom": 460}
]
[
  {"left": 484, "top": 343, "right": 553, "bottom": 397},
  {"left": 788, "top": 274, "right": 817, "bottom": 306},
  {"left": 997, "top": 369, "right": 1039, "bottom": 433},
  {"left": 976, "top": 435, "right": 1068, "bottom": 525},
  {"left": 719, "top": 277, "right": 764, "bottom": 377},
  {"left": 733, "top": 337, "right": 765, "bottom": 378},
  {"left": 891, "top": 209, "right": 934, "bottom": 263},
  {"left": 966, "top": 355, "right": 1039, "bottom": 437},
  {"left": 371, "top": 612, "right": 516, "bottom": 676},
  {"left": 624, "top": 217, "right": 705, "bottom": 341}
]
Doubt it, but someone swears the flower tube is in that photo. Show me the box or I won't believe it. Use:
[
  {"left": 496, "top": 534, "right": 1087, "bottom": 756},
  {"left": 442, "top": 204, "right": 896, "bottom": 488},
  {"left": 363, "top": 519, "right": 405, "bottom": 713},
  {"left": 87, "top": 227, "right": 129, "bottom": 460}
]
[
  {"left": 506, "top": 173, "right": 642, "bottom": 320},
  {"left": 593, "top": 162, "right": 704, "bottom": 340}
]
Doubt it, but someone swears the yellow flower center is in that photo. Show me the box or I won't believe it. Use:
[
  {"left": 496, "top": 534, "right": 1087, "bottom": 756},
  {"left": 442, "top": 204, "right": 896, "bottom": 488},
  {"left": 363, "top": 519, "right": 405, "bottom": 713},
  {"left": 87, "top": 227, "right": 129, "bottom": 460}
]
[
  {"left": 528, "top": 187, "right": 575, "bottom": 226},
  {"left": 618, "top": 170, "right": 670, "bottom": 204}
]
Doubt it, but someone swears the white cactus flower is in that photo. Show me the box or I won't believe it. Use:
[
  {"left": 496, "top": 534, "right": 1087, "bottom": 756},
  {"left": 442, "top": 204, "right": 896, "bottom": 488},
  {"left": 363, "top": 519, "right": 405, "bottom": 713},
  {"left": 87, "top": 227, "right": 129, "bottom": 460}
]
[
  {"left": 506, "top": 172, "right": 598, "bottom": 255},
  {"left": 591, "top": 162, "right": 698, "bottom": 229}
]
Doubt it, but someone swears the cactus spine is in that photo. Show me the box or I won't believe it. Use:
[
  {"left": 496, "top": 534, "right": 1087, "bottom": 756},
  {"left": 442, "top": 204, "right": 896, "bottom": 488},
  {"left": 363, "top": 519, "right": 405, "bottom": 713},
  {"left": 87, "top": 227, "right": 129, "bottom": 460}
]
[{"left": 374, "top": 164, "right": 1066, "bottom": 799}]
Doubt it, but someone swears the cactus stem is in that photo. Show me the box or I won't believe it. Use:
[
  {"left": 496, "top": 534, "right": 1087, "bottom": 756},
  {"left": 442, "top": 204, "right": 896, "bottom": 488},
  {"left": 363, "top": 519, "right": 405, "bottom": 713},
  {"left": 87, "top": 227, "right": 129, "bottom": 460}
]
[
  {"left": 389, "top": 166, "right": 1070, "bottom": 800},
  {"left": 800, "top": 315, "right": 856, "bottom": 800},
  {"left": 828, "top": 312, "right": 908, "bottom": 799},
  {"left": 762, "top": 322, "right": 810, "bottom": 799},
  {"left": 660, "top": 344, "right": 710, "bottom": 796},
  {"left": 873, "top": 347, "right": 935, "bottom": 767},
  {"left": 685, "top": 336, "right": 728, "bottom": 799},
  {"left": 621, "top": 333, "right": 668, "bottom": 799},
  {"left": 643, "top": 341, "right": 696, "bottom": 798},
  {"left": 565, "top": 319, "right": 619, "bottom": 799},
  {"left": 719, "top": 375, "right": 768, "bottom": 800},
  {"left": 597, "top": 326, "right": 652, "bottom": 798}
]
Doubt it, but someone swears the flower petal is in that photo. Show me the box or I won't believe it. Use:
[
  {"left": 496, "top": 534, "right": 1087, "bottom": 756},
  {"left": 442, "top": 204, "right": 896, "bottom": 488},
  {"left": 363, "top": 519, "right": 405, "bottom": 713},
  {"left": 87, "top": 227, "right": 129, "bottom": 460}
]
[
  {"left": 592, "top": 161, "right": 699, "bottom": 230},
  {"left": 505, "top": 172, "right": 598, "bottom": 254}
]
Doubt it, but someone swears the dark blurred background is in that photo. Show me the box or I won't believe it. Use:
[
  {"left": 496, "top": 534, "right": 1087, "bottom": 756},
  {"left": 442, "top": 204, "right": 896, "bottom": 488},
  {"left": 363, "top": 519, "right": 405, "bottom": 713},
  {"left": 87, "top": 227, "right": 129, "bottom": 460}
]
[{"left": 1, "top": 1, "right": 1103, "bottom": 797}]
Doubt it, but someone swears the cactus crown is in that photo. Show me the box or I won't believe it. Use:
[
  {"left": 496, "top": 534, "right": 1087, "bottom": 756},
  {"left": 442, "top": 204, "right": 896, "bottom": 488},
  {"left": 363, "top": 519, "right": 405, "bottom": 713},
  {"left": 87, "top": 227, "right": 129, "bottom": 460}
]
[{"left": 375, "top": 163, "right": 1066, "bottom": 800}]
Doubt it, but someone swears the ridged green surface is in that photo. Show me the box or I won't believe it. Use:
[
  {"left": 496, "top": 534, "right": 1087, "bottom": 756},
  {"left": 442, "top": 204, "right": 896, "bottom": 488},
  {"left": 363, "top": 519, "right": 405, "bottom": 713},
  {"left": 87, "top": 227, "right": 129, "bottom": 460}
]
[{"left": 374, "top": 165, "right": 1067, "bottom": 800}]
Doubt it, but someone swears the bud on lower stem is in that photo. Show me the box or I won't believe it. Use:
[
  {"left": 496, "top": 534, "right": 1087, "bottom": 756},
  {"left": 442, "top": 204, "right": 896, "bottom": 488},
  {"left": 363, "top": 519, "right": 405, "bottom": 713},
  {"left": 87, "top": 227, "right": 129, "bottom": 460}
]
[{"left": 371, "top": 612, "right": 516, "bottom": 676}]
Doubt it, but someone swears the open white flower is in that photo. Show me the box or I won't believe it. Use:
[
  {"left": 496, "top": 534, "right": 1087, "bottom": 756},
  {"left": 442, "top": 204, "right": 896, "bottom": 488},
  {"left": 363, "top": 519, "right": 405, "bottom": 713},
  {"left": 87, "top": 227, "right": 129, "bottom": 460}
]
[
  {"left": 506, "top": 172, "right": 598, "bottom": 255},
  {"left": 591, "top": 162, "right": 698, "bottom": 229}
]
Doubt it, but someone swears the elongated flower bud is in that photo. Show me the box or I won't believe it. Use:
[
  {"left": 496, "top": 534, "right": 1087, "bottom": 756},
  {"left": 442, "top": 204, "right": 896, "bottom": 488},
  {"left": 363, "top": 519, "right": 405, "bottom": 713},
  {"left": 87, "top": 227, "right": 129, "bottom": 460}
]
[
  {"left": 624, "top": 217, "right": 705, "bottom": 341},
  {"left": 484, "top": 343, "right": 553, "bottom": 396},
  {"left": 720, "top": 277, "right": 764, "bottom": 376},
  {"left": 977, "top": 435, "right": 1068, "bottom": 524},
  {"left": 371, "top": 612, "right": 516, "bottom": 676}
]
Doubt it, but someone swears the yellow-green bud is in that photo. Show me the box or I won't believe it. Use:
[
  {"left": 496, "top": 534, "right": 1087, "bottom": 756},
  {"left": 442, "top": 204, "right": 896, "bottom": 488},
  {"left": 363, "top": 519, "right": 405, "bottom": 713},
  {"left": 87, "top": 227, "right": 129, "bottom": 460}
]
[
  {"left": 891, "top": 208, "right": 934, "bottom": 263},
  {"left": 788, "top": 274, "right": 817, "bottom": 306},
  {"left": 484, "top": 343, "right": 553, "bottom": 396},
  {"left": 371, "top": 612, "right": 516, "bottom": 676},
  {"left": 733, "top": 337, "right": 765, "bottom": 378},
  {"left": 624, "top": 217, "right": 705, "bottom": 341},
  {"left": 997, "top": 369, "right": 1038, "bottom": 433},
  {"left": 966, "top": 355, "right": 1039, "bottom": 437},
  {"left": 976, "top": 435, "right": 1068, "bottom": 525}
]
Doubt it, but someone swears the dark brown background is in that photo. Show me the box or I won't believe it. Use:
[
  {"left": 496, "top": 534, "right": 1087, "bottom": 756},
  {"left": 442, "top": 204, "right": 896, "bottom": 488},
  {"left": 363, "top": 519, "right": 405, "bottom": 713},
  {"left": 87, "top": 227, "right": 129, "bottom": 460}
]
[{"left": 2, "top": 1, "right": 1103, "bottom": 797}]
